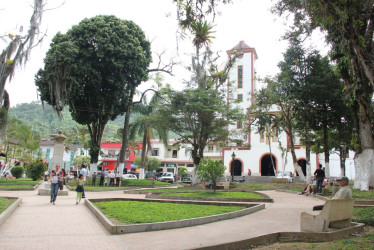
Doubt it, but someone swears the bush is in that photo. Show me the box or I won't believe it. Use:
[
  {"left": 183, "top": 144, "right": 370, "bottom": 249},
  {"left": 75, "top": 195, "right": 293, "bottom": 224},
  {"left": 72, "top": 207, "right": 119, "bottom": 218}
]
[
  {"left": 24, "top": 159, "right": 48, "bottom": 181},
  {"left": 10, "top": 166, "right": 24, "bottom": 179},
  {"left": 197, "top": 159, "right": 226, "bottom": 192}
]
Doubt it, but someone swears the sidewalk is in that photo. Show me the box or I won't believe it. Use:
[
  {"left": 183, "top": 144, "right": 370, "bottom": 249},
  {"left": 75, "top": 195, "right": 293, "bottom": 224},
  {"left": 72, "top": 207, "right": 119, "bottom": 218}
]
[{"left": 0, "top": 188, "right": 323, "bottom": 250}]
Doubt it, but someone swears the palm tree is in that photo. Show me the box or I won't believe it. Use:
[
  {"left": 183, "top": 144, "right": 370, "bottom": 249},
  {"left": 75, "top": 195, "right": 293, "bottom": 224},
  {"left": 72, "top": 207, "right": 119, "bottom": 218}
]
[{"left": 128, "top": 94, "right": 168, "bottom": 170}]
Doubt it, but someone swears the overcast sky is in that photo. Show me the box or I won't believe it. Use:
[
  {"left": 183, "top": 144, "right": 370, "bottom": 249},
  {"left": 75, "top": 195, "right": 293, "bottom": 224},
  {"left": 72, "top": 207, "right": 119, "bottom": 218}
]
[{"left": 1, "top": 0, "right": 327, "bottom": 107}]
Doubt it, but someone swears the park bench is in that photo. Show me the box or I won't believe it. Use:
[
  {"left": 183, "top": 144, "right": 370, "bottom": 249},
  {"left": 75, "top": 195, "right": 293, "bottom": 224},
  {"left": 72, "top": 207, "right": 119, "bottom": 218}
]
[
  {"left": 300, "top": 199, "right": 354, "bottom": 232},
  {"left": 216, "top": 182, "right": 229, "bottom": 190}
]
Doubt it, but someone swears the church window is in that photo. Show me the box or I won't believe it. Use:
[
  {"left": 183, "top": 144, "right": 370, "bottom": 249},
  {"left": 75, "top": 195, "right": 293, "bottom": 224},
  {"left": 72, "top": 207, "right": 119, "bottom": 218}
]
[
  {"left": 237, "top": 66, "right": 243, "bottom": 88},
  {"left": 237, "top": 120, "right": 243, "bottom": 129},
  {"left": 237, "top": 94, "right": 243, "bottom": 102}
]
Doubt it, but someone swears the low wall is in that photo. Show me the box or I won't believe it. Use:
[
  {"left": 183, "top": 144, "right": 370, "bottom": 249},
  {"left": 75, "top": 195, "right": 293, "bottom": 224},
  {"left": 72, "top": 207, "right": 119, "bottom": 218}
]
[
  {"left": 145, "top": 192, "right": 273, "bottom": 203},
  {"left": 0, "top": 197, "right": 21, "bottom": 227},
  {"left": 86, "top": 198, "right": 265, "bottom": 234},
  {"left": 193, "top": 222, "right": 365, "bottom": 250}
]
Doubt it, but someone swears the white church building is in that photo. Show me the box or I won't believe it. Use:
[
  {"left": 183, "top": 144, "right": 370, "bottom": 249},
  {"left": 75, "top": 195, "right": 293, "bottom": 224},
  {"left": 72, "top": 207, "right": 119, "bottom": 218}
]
[{"left": 221, "top": 41, "right": 355, "bottom": 180}]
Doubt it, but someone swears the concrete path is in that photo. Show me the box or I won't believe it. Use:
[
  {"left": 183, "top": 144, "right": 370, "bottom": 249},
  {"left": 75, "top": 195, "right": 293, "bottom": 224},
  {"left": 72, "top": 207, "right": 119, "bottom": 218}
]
[{"left": 0, "top": 187, "right": 324, "bottom": 250}]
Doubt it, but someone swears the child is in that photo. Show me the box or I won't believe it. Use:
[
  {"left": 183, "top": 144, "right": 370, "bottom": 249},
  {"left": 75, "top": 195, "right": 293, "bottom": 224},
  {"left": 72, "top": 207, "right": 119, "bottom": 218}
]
[{"left": 75, "top": 174, "right": 86, "bottom": 205}]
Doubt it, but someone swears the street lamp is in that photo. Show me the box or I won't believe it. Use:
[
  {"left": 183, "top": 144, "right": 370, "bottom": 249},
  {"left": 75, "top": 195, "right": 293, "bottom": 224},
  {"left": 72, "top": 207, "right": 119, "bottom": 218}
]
[{"left": 231, "top": 152, "right": 236, "bottom": 182}]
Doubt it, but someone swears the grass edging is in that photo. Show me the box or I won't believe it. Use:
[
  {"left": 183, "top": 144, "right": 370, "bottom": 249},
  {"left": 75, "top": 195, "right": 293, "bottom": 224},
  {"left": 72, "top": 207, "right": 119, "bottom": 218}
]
[
  {"left": 0, "top": 184, "right": 38, "bottom": 191},
  {"left": 0, "top": 197, "right": 21, "bottom": 227},
  {"left": 192, "top": 222, "right": 365, "bottom": 250},
  {"left": 85, "top": 198, "right": 265, "bottom": 234},
  {"left": 276, "top": 189, "right": 374, "bottom": 207},
  {"left": 145, "top": 192, "right": 273, "bottom": 203}
]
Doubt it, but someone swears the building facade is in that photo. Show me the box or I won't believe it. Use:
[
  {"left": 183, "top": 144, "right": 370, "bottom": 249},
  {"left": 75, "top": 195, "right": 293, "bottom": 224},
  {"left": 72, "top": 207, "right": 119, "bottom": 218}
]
[{"left": 223, "top": 41, "right": 318, "bottom": 177}]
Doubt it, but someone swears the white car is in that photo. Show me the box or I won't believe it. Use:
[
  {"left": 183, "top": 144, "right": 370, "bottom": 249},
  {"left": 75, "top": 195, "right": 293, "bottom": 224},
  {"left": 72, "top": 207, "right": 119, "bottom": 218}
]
[
  {"left": 159, "top": 172, "right": 174, "bottom": 183},
  {"left": 276, "top": 172, "right": 294, "bottom": 183},
  {"left": 122, "top": 174, "right": 137, "bottom": 179}
]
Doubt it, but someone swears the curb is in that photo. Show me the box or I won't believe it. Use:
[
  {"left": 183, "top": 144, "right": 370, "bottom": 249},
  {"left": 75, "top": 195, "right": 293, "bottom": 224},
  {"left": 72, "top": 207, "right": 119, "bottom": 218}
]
[
  {"left": 0, "top": 197, "right": 21, "bottom": 227},
  {"left": 145, "top": 192, "right": 273, "bottom": 203},
  {"left": 85, "top": 198, "right": 265, "bottom": 234},
  {"left": 193, "top": 222, "right": 365, "bottom": 250}
]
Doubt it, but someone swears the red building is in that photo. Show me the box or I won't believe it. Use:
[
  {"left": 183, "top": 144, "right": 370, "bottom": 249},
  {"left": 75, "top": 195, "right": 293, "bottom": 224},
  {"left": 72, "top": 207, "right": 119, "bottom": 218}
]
[{"left": 100, "top": 142, "right": 142, "bottom": 173}]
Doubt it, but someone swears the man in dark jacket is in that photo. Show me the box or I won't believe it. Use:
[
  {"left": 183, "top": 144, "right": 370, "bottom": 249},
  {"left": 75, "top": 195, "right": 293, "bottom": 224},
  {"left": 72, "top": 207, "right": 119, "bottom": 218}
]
[
  {"left": 314, "top": 164, "right": 325, "bottom": 194},
  {"left": 92, "top": 172, "right": 97, "bottom": 186},
  {"left": 99, "top": 171, "right": 105, "bottom": 186}
]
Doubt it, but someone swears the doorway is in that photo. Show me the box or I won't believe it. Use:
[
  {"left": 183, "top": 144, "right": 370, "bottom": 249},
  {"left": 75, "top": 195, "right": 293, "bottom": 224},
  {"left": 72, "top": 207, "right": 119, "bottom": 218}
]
[
  {"left": 231, "top": 160, "right": 242, "bottom": 176},
  {"left": 297, "top": 159, "right": 307, "bottom": 176},
  {"left": 261, "top": 154, "right": 276, "bottom": 176}
]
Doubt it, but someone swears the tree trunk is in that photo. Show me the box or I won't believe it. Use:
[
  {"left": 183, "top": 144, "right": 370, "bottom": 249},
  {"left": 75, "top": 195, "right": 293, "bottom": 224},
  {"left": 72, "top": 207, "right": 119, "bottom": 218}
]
[
  {"left": 140, "top": 129, "right": 148, "bottom": 169},
  {"left": 267, "top": 134, "right": 276, "bottom": 174},
  {"left": 305, "top": 119, "right": 312, "bottom": 182},
  {"left": 353, "top": 102, "right": 374, "bottom": 190},
  {"left": 287, "top": 128, "right": 305, "bottom": 180},
  {"left": 119, "top": 104, "right": 131, "bottom": 175},
  {"left": 323, "top": 125, "right": 330, "bottom": 178},
  {"left": 352, "top": 41, "right": 374, "bottom": 89}
]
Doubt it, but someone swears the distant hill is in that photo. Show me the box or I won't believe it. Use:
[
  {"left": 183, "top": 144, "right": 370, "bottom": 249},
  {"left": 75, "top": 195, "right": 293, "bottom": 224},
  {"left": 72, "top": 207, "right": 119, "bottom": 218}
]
[{"left": 8, "top": 102, "right": 125, "bottom": 140}]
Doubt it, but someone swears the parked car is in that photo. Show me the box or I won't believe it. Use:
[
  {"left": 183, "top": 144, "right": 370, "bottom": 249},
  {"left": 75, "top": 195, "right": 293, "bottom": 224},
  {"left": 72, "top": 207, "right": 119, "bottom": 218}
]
[
  {"left": 276, "top": 172, "right": 294, "bottom": 183},
  {"left": 145, "top": 172, "right": 158, "bottom": 180},
  {"left": 159, "top": 172, "right": 174, "bottom": 183},
  {"left": 181, "top": 174, "right": 192, "bottom": 184},
  {"left": 122, "top": 174, "right": 137, "bottom": 179}
]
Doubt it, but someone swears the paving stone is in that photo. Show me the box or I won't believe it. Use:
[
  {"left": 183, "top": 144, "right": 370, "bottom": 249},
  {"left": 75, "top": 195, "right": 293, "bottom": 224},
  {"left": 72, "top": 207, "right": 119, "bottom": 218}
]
[{"left": 0, "top": 188, "right": 323, "bottom": 250}]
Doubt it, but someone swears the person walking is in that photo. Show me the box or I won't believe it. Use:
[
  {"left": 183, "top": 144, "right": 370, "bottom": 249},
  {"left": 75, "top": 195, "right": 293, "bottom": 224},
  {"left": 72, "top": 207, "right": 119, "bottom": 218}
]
[
  {"left": 99, "top": 171, "right": 105, "bottom": 186},
  {"left": 92, "top": 171, "right": 97, "bottom": 186},
  {"left": 109, "top": 171, "right": 115, "bottom": 186},
  {"left": 314, "top": 164, "right": 325, "bottom": 194},
  {"left": 50, "top": 170, "right": 59, "bottom": 205},
  {"left": 79, "top": 165, "right": 88, "bottom": 198},
  {"left": 116, "top": 171, "right": 121, "bottom": 187},
  {"left": 75, "top": 174, "right": 87, "bottom": 205}
]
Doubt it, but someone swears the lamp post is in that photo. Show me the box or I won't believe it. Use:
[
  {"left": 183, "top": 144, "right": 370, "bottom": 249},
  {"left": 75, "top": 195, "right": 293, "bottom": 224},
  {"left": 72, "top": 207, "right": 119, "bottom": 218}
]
[
  {"left": 231, "top": 152, "right": 236, "bottom": 182},
  {"left": 340, "top": 141, "right": 346, "bottom": 176}
]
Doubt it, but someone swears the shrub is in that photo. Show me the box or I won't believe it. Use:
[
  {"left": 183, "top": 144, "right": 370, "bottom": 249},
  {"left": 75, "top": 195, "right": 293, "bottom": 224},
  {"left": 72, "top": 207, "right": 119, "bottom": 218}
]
[
  {"left": 10, "top": 166, "right": 24, "bottom": 179},
  {"left": 197, "top": 159, "right": 226, "bottom": 192},
  {"left": 24, "top": 159, "right": 48, "bottom": 181}
]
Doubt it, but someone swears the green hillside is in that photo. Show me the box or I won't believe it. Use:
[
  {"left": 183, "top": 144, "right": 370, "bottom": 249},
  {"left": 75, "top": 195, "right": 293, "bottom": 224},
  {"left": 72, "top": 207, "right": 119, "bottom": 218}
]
[{"left": 9, "top": 102, "right": 125, "bottom": 140}]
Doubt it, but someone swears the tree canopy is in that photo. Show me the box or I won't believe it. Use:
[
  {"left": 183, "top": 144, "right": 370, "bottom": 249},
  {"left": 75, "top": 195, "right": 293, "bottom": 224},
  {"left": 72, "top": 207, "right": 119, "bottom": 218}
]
[{"left": 35, "top": 15, "right": 152, "bottom": 165}]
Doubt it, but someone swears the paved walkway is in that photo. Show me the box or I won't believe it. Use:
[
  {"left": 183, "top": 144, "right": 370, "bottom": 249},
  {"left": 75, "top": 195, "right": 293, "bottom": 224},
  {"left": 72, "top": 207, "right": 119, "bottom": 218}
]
[{"left": 0, "top": 187, "right": 324, "bottom": 250}]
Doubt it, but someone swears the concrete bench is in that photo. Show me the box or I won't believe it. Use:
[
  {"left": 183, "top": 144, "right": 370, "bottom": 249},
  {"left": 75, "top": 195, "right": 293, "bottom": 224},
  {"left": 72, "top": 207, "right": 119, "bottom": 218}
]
[
  {"left": 300, "top": 199, "right": 354, "bottom": 232},
  {"left": 216, "top": 182, "right": 229, "bottom": 190},
  {"left": 271, "top": 178, "right": 288, "bottom": 183}
]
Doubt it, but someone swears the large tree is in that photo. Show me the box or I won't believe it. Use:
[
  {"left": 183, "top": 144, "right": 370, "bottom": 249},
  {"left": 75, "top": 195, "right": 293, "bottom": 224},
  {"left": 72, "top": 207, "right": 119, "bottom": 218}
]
[
  {"left": 0, "top": 0, "right": 44, "bottom": 135},
  {"left": 35, "top": 15, "right": 152, "bottom": 172},
  {"left": 158, "top": 0, "right": 241, "bottom": 182},
  {"left": 273, "top": 0, "right": 374, "bottom": 190}
]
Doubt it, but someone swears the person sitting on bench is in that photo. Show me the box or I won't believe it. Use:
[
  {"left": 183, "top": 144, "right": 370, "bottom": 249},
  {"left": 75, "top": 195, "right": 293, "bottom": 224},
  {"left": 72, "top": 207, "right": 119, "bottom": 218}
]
[{"left": 313, "top": 176, "right": 352, "bottom": 211}]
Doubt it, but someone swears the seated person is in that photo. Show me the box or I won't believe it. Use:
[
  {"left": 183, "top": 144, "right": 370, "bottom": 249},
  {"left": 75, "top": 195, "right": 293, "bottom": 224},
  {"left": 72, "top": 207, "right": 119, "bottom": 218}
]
[
  {"left": 322, "top": 178, "right": 329, "bottom": 188},
  {"left": 299, "top": 177, "right": 316, "bottom": 195},
  {"left": 313, "top": 176, "right": 352, "bottom": 211}
]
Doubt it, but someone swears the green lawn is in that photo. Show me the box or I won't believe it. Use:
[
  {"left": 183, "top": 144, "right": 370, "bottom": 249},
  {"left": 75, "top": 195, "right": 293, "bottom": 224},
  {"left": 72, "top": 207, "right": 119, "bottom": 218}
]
[
  {"left": 68, "top": 178, "right": 170, "bottom": 188},
  {"left": 256, "top": 233, "right": 374, "bottom": 250},
  {"left": 0, "top": 178, "right": 39, "bottom": 184},
  {"left": 0, "top": 197, "right": 16, "bottom": 213},
  {"left": 121, "top": 179, "right": 170, "bottom": 187},
  {"left": 0, "top": 185, "right": 35, "bottom": 190},
  {"left": 136, "top": 188, "right": 199, "bottom": 193},
  {"left": 353, "top": 207, "right": 374, "bottom": 226},
  {"left": 160, "top": 191, "right": 263, "bottom": 199},
  {"left": 93, "top": 200, "right": 243, "bottom": 224},
  {"left": 352, "top": 188, "right": 374, "bottom": 200}
]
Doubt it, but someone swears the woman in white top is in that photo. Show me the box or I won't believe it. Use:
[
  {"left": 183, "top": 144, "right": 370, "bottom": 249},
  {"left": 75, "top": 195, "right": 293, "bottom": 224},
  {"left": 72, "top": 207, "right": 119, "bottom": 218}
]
[{"left": 50, "top": 170, "right": 59, "bottom": 205}]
